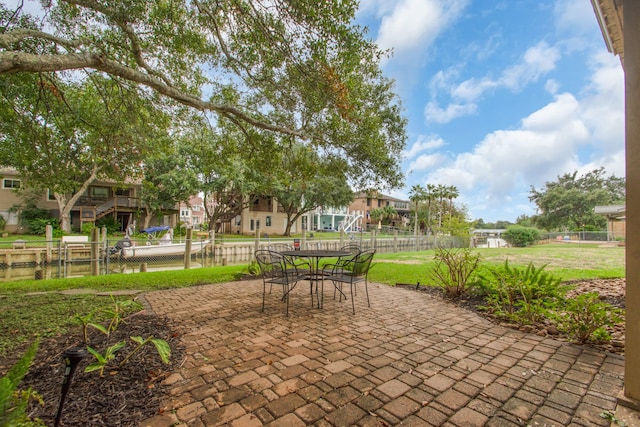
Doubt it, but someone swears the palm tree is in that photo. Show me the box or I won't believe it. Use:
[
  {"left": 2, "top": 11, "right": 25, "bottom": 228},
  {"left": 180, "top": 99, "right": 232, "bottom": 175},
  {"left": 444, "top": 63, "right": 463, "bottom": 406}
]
[
  {"left": 425, "top": 183, "right": 436, "bottom": 233},
  {"left": 447, "top": 185, "right": 459, "bottom": 219},
  {"left": 434, "top": 184, "right": 447, "bottom": 228},
  {"left": 409, "top": 185, "right": 426, "bottom": 236}
]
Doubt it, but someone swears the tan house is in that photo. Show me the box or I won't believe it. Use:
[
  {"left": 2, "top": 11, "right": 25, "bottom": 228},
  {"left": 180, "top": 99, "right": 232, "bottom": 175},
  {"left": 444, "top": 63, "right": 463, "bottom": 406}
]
[
  {"left": 0, "top": 168, "right": 174, "bottom": 233},
  {"left": 233, "top": 195, "right": 306, "bottom": 236},
  {"left": 348, "top": 192, "right": 410, "bottom": 230}
]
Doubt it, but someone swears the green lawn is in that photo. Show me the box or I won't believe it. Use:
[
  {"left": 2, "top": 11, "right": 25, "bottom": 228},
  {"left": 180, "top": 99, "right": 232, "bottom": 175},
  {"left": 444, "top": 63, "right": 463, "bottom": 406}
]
[{"left": 0, "top": 243, "right": 624, "bottom": 358}]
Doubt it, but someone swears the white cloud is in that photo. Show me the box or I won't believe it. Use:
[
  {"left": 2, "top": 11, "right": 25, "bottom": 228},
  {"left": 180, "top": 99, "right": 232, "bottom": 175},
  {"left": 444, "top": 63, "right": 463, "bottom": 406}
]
[
  {"left": 422, "top": 70, "right": 622, "bottom": 220},
  {"left": 431, "top": 41, "right": 561, "bottom": 123},
  {"left": 554, "top": 0, "right": 599, "bottom": 35},
  {"left": 408, "top": 153, "right": 448, "bottom": 172},
  {"left": 403, "top": 135, "right": 445, "bottom": 159},
  {"left": 424, "top": 101, "right": 477, "bottom": 124},
  {"left": 494, "top": 41, "right": 561, "bottom": 92},
  {"left": 375, "top": 0, "right": 469, "bottom": 55}
]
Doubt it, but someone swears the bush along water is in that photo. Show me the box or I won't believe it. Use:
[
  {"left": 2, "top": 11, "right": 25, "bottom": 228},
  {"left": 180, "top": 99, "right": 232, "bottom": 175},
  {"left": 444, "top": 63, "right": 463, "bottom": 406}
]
[{"left": 475, "top": 261, "right": 624, "bottom": 344}]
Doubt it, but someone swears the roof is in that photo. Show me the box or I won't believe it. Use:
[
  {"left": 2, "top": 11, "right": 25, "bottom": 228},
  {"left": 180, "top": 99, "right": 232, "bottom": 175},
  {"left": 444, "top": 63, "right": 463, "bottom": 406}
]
[
  {"left": 591, "top": 0, "right": 624, "bottom": 66},
  {"left": 594, "top": 205, "right": 626, "bottom": 218}
]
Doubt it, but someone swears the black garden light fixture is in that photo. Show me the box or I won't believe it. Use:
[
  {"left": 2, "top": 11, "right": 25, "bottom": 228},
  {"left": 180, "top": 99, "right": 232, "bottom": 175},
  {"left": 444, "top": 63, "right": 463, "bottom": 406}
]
[{"left": 54, "top": 347, "right": 87, "bottom": 427}]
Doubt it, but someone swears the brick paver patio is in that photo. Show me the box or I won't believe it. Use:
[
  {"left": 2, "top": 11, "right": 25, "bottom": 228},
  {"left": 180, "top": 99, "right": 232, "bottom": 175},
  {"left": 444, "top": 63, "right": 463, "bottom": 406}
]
[{"left": 140, "top": 279, "right": 625, "bottom": 426}]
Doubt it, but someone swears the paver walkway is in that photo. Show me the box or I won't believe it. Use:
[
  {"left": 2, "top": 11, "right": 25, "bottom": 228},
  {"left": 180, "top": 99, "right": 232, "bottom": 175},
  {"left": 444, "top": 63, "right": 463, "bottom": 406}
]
[{"left": 140, "top": 280, "right": 624, "bottom": 426}]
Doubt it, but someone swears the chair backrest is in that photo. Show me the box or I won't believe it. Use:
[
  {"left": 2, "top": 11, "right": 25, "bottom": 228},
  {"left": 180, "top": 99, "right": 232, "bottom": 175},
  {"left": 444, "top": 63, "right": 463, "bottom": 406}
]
[
  {"left": 352, "top": 249, "right": 375, "bottom": 277},
  {"left": 340, "top": 244, "right": 361, "bottom": 255},
  {"left": 255, "top": 249, "right": 286, "bottom": 278},
  {"left": 268, "top": 243, "right": 293, "bottom": 253}
]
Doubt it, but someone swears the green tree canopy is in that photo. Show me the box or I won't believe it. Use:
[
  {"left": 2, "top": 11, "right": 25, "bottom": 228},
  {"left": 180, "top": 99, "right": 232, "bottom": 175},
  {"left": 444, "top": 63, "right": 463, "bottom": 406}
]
[
  {"left": 270, "top": 143, "right": 354, "bottom": 236},
  {"left": 528, "top": 167, "right": 625, "bottom": 231},
  {"left": 0, "top": 0, "right": 407, "bottom": 190},
  {"left": 0, "top": 70, "right": 170, "bottom": 232}
]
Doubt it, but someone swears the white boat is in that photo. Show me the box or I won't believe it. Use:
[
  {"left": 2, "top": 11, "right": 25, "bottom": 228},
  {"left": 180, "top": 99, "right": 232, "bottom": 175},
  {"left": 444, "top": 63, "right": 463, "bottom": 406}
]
[
  {"left": 118, "top": 240, "right": 210, "bottom": 258},
  {"left": 110, "top": 226, "right": 211, "bottom": 258}
]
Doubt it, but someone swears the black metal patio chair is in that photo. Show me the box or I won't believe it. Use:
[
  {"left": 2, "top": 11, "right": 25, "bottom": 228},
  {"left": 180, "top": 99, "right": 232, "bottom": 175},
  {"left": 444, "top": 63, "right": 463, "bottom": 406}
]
[
  {"left": 255, "top": 249, "right": 309, "bottom": 316},
  {"left": 322, "top": 249, "right": 376, "bottom": 314}
]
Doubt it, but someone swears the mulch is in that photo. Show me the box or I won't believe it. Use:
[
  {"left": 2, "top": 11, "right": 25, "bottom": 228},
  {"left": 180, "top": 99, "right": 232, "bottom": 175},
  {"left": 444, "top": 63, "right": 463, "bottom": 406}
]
[{"left": 4, "top": 312, "right": 184, "bottom": 427}]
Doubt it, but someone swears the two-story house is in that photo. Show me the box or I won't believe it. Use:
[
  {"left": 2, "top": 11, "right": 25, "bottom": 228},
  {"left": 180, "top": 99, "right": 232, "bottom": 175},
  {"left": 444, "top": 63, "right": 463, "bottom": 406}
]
[
  {"left": 348, "top": 192, "right": 411, "bottom": 230},
  {"left": 0, "top": 168, "right": 178, "bottom": 233}
]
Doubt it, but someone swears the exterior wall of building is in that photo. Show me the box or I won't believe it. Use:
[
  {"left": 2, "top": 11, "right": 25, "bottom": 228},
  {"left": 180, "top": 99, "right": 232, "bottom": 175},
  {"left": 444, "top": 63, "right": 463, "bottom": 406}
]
[
  {"left": 236, "top": 196, "right": 303, "bottom": 235},
  {"left": 179, "top": 195, "right": 206, "bottom": 229},
  {"left": 348, "top": 192, "right": 410, "bottom": 229},
  {"left": 0, "top": 168, "right": 153, "bottom": 233}
]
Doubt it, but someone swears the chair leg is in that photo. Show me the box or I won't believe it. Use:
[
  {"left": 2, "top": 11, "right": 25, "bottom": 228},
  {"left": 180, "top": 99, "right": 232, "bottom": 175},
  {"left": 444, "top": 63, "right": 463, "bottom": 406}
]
[
  {"left": 364, "top": 279, "right": 370, "bottom": 307},
  {"left": 262, "top": 280, "right": 266, "bottom": 312},
  {"left": 285, "top": 283, "right": 290, "bottom": 317},
  {"left": 350, "top": 281, "right": 356, "bottom": 315}
]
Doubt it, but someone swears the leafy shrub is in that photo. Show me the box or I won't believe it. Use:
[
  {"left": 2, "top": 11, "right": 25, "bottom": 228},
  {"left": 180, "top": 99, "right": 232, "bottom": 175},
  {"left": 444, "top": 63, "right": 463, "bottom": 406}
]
[
  {"left": 476, "top": 261, "right": 568, "bottom": 324},
  {"left": 81, "top": 222, "right": 96, "bottom": 235},
  {"left": 428, "top": 247, "right": 480, "bottom": 298},
  {"left": 553, "top": 292, "right": 623, "bottom": 343},
  {"left": 502, "top": 226, "right": 540, "bottom": 247},
  {"left": 0, "top": 215, "right": 6, "bottom": 232},
  {"left": 0, "top": 341, "right": 45, "bottom": 427},
  {"left": 29, "top": 218, "right": 62, "bottom": 237},
  {"left": 96, "top": 216, "right": 121, "bottom": 235},
  {"left": 16, "top": 204, "right": 61, "bottom": 236}
]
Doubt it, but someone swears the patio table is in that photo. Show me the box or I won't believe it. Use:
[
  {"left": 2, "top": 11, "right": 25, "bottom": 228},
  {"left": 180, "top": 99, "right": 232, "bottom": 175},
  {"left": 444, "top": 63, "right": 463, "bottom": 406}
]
[{"left": 280, "top": 250, "right": 350, "bottom": 308}]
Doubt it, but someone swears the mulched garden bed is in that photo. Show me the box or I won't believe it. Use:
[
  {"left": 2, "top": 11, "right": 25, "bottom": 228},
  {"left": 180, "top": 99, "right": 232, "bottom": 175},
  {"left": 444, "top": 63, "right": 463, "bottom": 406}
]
[
  {"left": 396, "top": 278, "right": 626, "bottom": 355},
  {"left": 1, "top": 312, "right": 184, "bottom": 427}
]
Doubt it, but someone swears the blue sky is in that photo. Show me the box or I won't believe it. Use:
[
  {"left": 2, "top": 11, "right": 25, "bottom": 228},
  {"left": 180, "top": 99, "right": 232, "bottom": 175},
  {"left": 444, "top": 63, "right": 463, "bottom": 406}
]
[{"left": 355, "top": 0, "right": 625, "bottom": 223}]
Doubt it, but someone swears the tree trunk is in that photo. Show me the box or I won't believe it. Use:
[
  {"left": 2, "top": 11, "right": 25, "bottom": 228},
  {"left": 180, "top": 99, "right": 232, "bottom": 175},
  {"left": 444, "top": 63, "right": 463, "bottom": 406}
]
[
  {"left": 54, "top": 166, "right": 99, "bottom": 233},
  {"left": 143, "top": 208, "right": 153, "bottom": 229}
]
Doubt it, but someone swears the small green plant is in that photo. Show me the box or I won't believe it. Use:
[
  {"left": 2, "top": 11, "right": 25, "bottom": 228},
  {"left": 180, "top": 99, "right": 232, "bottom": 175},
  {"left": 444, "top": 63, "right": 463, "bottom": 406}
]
[
  {"left": 0, "top": 215, "right": 6, "bottom": 232},
  {"left": 600, "top": 410, "right": 627, "bottom": 426},
  {"left": 246, "top": 260, "right": 260, "bottom": 276},
  {"left": 0, "top": 341, "right": 45, "bottom": 427},
  {"left": 476, "top": 261, "right": 567, "bottom": 324},
  {"left": 428, "top": 247, "right": 480, "bottom": 298},
  {"left": 86, "top": 341, "right": 126, "bottom": 377},
  {"left": 74, "top": 311, "right": 105, "bottom": 344},
  {"left": 101, "top": 296, "right": 143, "bottom": 334},
  {"left": 77, "top": 295, "right": 171, "bottom": 377},
  {"left": 553, "top": 292, "right": 623, "bottom": 343}
]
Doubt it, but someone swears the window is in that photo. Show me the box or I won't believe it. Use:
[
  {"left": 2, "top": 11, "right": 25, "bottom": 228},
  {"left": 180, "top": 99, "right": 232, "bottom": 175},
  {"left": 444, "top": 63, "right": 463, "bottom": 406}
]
[
  {"left": 90, "top": 186, "right": 109, "bottom": 199},
  {"left": 366, "top": 198, "right": 371, "bottom": 207},
  {"left": 2, "top": 179, "right": 20, "bottom": 189},
  {"left": 181, "top": 209, "right": 190, "bottom": 217},
  {"left": 48, "top": 189, "right": 56, "bottom": 200},
  {"left": 250, "top": 219, "right": 255, "bottom": 231},
  {"left": 266, "top": 216, "right": 272, "bottom": 227}
]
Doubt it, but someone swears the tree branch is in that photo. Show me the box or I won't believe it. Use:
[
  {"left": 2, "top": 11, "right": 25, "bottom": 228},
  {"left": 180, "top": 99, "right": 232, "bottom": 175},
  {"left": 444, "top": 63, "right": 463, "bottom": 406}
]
[{"left": 0, "top": 50, "right": 306, "bottom": 138}]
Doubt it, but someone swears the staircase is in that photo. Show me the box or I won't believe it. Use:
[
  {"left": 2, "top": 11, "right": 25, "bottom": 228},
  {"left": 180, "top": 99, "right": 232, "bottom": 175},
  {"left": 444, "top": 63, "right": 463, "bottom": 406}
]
[{"left": 338, "top": 213, "right": 363, "bottom": 232}]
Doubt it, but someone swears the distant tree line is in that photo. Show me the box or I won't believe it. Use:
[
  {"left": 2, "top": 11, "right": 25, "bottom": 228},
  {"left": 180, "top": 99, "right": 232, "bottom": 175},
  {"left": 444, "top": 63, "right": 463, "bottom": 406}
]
[{"left": 475, "top": 167, "right": 625, "bottom": 233}]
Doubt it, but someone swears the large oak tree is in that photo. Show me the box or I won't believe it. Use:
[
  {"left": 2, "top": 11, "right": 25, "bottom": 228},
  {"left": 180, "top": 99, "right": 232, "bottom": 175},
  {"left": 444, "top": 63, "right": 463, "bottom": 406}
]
[{"left": 0, "top": 0, "right": 407, "bottom": 190}]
